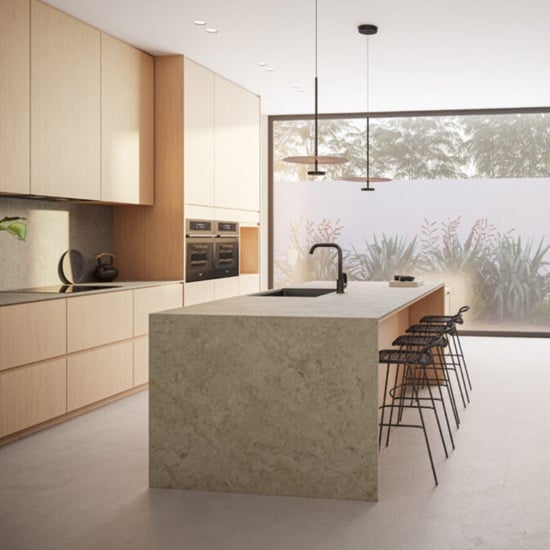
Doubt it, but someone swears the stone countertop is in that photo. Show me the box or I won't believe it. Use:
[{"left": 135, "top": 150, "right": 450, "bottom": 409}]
[
  {"left": 157, "top": 280, "right": 445, "bottom": 321},
  {"left": 0, "top": 280, "right": 183, "bottom": 306}
]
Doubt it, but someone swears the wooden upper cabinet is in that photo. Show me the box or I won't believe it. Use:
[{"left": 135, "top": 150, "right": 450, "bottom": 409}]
[
  {"left": 184, "top": 59, "right": 215, "bottom": 207},
  {"left": 214, "top": 76, "right": 260, "bottom": 211},
  {"left": 101, "top": 34, "right": 154, "bottom": 204},
  {"left": 0, "top": 0, "right": 30, "bottom": 194},
  {"left": 30, "top": 0, "right": 100, "bottom": 200}
]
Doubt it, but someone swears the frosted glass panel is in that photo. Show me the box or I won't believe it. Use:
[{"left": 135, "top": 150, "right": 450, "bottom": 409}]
[{"left": 272, "top": 112, "right": 550, "bottom": 332}]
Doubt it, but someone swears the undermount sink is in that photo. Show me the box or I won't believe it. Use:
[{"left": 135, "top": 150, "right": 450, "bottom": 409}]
[{"left": 255, "top": 287, "right": 335, "bottom": 298}]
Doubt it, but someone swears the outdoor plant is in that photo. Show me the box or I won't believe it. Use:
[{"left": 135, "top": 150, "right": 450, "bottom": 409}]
[
  {"left": 418, "top": 216, "right": 496, "bottom": 274},
  {"left": 476, "top": 234, "right": 550, "bottom": 321},
  {"left": 345, "top": 234, "right": 419, "bottom": 281},
  {"left": 0, "top": 216, "right": 27, "bottom": 241},
  {"left": 275, "top": 217, "right": 345, "bottom": 286}
]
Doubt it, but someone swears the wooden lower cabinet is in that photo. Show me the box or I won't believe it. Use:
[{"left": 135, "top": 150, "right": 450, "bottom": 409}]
[
  {"left": 0, "top": 299, "right": 66, "bottom": 372},
  {"left": 133, "top": 284, "right": 182, "bottom": 336},
  {"left": 214, "top": 277, "right": 240, "bottom": 300},
  {"left": 0, "top": 358, "right": 67, "bottom": 438},
  {"left": 67, "top": 290, "right": 133, "bottom": 353},
  {"left": 133, "top": 335, "right": 148, "bottom": 387},
  {"left": 67, "top": 340, "right": 133, "bottom": 411}
]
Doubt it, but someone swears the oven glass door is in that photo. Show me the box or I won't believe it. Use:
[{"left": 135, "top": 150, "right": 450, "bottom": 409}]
[
  {"left": 186, "top": 239, "right": 214, "bottom": 282},
  {"left": 214, "top": 239, "right": 239, "bottom": 278}
]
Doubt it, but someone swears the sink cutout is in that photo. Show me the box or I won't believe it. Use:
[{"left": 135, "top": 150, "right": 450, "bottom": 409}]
[{"left": 254, "top": 288, "right": 335, "bottom": 297}]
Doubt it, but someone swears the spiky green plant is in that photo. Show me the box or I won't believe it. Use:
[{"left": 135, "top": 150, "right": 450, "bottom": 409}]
[
  {"left": 476, "top": 235, "right": 550, "bottom": 321},
  {"left": 419, "top": 216, "right": 496, "bottom": 274},
  {"left": 345, "top": 234, "right": 419, "bottom": 281}
]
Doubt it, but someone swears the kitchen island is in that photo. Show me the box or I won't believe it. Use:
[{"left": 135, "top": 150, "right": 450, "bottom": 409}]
[{"left": 149, "top": 281, "right": 444, "bottom": 501}]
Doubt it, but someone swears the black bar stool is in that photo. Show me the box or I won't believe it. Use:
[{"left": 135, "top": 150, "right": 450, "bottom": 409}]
[
  {"left": 392, "top": 332, "right": 460, "bottom": 432},
  {"left": 406, "top": 321, "right": 469, "bottom": 408},
  {"left": 420, "top": 306, "right": 472, "bottom": 391},
  {"left": 379, "top": 336, "right": 450, "bottom": 486}
]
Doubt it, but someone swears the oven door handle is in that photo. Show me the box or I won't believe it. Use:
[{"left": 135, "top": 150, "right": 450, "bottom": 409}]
[{"left": 186, "top": 234, "right": 217, "bottom": 238}]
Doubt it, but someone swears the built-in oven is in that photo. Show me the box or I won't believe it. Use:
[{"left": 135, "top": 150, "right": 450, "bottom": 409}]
[
  {"left": 185, "top": 219, "right": 239, "bottom": 282},
  {"left": 185, "top": 219, "right": 215, "bottom": 282},
  {"left": 213, "top": 221, "right": 239, "bottom": 279}
]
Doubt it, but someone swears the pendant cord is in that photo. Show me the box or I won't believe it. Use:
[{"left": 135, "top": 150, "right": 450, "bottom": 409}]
[
  {"left": 313, "top": 0, "right": 319, "bottom": 170},
  {"left": 366, "top": 32, "right": 371, "bottom": 187}
]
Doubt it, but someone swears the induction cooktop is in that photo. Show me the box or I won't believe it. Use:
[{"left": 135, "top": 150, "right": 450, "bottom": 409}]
[{"left": 4, "top": 285, "right": 121, "bottom": 294}]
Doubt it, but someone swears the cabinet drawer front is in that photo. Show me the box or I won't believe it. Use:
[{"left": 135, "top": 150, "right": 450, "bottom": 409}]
[
  {"left": 133, "top": 335, "right": 148, "bottom": 386},
  {"left": 0, "top": 300, "right": 66, "bottom": 371},
  {"left": 67, "top": 341, "right": 133, "bottom": 411},
  {"left": 133, "top": 285, "right": 182, "bottom": 336},
  {"left": 0, "top": 358, "right": 67, "bottom": 438},
  {"left": 67, "top": 291, "right": 133, "bottom": 352}
]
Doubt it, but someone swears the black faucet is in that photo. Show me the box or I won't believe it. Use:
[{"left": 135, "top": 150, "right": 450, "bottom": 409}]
[{"left": 309, "top": 243, "right": 347, "bottom": 294}]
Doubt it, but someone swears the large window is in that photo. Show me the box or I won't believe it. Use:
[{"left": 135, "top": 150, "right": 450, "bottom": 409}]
[{"left": 270, "top": 109, "right": 550, "bottom": 333}]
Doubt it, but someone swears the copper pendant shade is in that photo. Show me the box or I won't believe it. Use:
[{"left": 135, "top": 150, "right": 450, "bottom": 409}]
[
  {"left": 283, "top": 0, "right": 348, "bottom": 176},
  {"left": 340, "top": 24, "right": 392, "bottom": 190}
]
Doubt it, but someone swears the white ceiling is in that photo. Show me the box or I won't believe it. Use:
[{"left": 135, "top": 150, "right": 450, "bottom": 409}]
[{"left": 44, "top": 0, "right": 550, "bottom": 116}]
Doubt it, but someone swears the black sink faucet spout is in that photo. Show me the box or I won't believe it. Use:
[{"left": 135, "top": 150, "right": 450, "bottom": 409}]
[{"left": 309, "top": 243, "right": 347, "bottom": 294}]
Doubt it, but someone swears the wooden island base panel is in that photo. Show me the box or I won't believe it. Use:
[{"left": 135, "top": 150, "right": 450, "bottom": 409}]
[{"left": 149, "top": 281, "right": 445, "bottom": 501}]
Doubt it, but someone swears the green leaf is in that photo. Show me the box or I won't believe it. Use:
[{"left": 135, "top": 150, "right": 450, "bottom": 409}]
[{"left": 4, "top": 221, "right": 27, "bottom": 241}]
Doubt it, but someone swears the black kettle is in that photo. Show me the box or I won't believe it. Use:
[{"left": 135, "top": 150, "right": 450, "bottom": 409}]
[{"left": 94, "top": 253, "right": 118, "bottom": 282}]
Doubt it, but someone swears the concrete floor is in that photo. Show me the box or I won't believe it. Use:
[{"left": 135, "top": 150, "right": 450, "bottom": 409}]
[{"left": 1, "top": 337, "right": 550, "bottom": 550}]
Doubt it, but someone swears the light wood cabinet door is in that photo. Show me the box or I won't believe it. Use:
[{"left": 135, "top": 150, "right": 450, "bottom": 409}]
[
  {"left": 184, "top": 58, "right": 215, "bottom": 207},
  {"left": 0, "top": 358, "right": 67, "bottom": 438},
  {"left": 0, "top": 0, "right": 30, "bottom": 194},
  {"left": 214, "top": 277, "right": 240, "bottom": 300},
  {"left": 0, "top": 299, "right": 66, "bottom": 371},
  {"left": 67, "top": 290, "right": 133, "bottom": 353},
  {"left": 184, "top": 280, "right": 214, "bottom": 306},
  {"left": 214, "top": 76, "right": 260, "bottom": 211},
  {"left": 239, "top": 274, "right": 260, "bottom": 295},
  {"left": 133, "top": 335, "right": 148, "bottom": 386},
  {"left": 133, "top": 284, "right": 183, "bottom": 336},
  {"left": 30, "top": 0, "right": 100, "bottom": 200},
  {"left": 67, "top": 340, "right": 133, "bottom": 411},
  {"left": 101, "top": 34, "right": 154, "bottom": 204}
]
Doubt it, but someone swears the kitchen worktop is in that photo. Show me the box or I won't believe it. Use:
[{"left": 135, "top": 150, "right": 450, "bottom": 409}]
[
  {"left": 149, "top": 280, "right": 445, "bottom": 502},
  {"left": 0, "top": 281, "right": 183, "bottom": 306},
  {"left": 164, "top": 280, "right": 444, "bottom": 320}
]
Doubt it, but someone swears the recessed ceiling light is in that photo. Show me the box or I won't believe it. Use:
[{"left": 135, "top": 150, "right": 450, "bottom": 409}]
[
  {"left": 257, "top": 62, "right": 268, "bottom": 67},
  {"left": 193, "top": 20, "right": 207, "bottom": 26},
  {"left": 205, "top": 28, "right": 218, "bottom": 34},
  {"left": 265, "top": 67, "right": 275, "bottom": 72}
]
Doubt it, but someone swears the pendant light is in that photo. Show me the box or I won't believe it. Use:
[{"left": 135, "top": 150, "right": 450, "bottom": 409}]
[
  {"left": 283, "top": 0, "right": 348, "bottom": 176},
  {"left": 341, "top": 24, "right": 391, "bottom": 191}
]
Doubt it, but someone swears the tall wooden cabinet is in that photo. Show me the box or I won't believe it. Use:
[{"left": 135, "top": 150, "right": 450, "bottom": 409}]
[
  {"left": 30, "top": 0, "right": 101, "bottom": 200},
  {"left": 114, "top": 56, "right": 261, "bottom": 300},
  {"left": 184, "top": 59, "right": 215, "bottom": 208},
  {"left": 101, "top": 34, "right": 154, "bottom": 204},
  {"left": 0, "top": 0, "right": 30, "bottom": 194},
  {"left": 214, "top": 76, "right": 260, "bottom": 212}
]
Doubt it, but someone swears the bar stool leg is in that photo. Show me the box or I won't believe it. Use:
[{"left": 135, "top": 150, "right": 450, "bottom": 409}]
[
  {"left": 385, "top": 362, "right": 403, "bottom": 448},
  {"left": 379, "top": 362, "right": 392, "bottom": 448},
  {"left": 412, "top": 380, "right": 439, "bottom": 486},
  {"left": 420, "top": 364, "right": 449, "bottom": 458}
]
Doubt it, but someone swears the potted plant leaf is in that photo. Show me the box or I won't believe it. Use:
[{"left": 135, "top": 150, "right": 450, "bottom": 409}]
[{"left": 0, "top": 216, "right": 27, "bottom": 241}]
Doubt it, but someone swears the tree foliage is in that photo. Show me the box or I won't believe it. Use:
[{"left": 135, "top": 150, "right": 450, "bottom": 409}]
[{"left": 273, "top": 112, "right": 550, "bottom": 180}]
